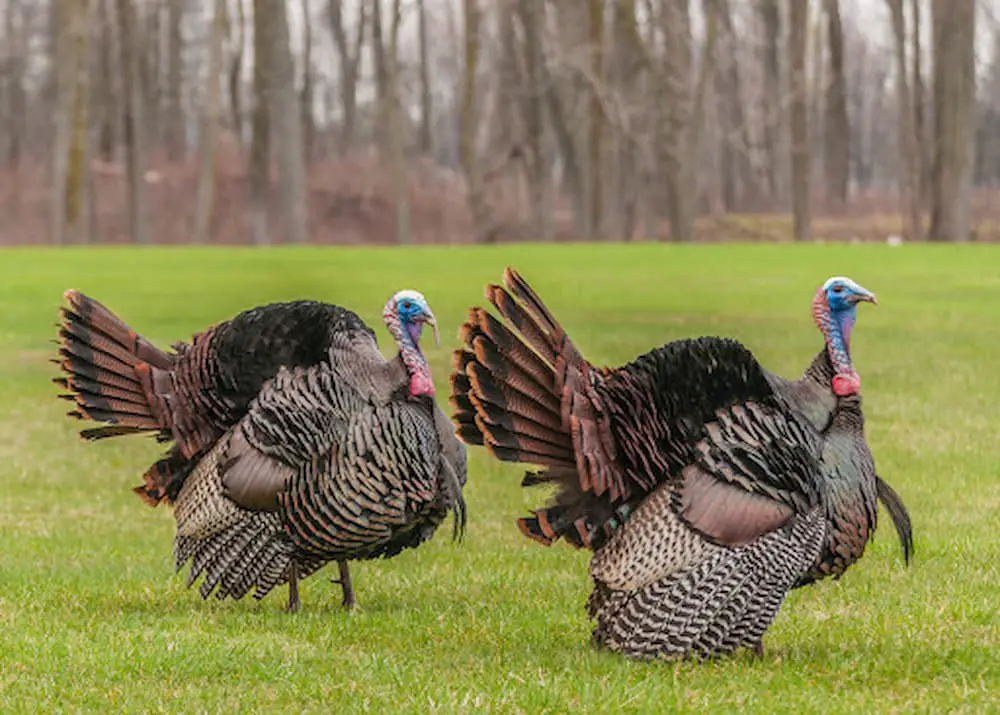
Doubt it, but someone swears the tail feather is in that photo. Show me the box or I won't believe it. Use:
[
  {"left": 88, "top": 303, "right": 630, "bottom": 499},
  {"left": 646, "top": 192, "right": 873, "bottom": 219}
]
[
  {"left": 466, "top": 307, "right": 556, "bottom": 390},
  {"left": 449, "top": 267, "right": 626, "bottom": 549},
  {"left": 466, "top": 362, "right": 560, "bottom": 423},
  {"left": 875, "top": 475, "right": 914, "bottom": 566},
  {"left": 473, "top": 414, "right": 575, "bottom": 462},
  {"left": 55, "top": 290, "right": 185, "bottom": 506},
  {"left": 62, "top": 289, "right": 174, "bottom": 370},
  {"left": 471, "top": 398, "right": 571, "bottom": 449},
  {"left": 54, "top": 375, "right": 147, "bottom": 403},
  {"left": 53, "top": 290, "right": 175, "bottom": 439},
  {"left": 484, "top": 284, "right": 560, "bottom": 366},
  {"left": 501, "top": 267, "right": 564, "bottom": 337}
]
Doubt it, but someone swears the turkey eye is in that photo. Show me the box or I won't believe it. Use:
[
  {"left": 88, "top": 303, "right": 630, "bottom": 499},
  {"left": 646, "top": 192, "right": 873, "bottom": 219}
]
[
  {"left": 401, "top": 301, "right": 412, "bottom": 309},
  {"left": 832, "top": 285, "right": 844, "bottom": 293}
]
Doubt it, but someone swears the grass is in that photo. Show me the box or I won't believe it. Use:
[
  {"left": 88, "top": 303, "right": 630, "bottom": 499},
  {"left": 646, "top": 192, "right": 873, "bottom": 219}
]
[{"left": 0, "top": 243, "right": 998, "bottom": 713}]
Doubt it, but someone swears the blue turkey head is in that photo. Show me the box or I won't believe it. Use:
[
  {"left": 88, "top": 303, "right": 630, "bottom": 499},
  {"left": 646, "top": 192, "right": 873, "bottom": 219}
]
[
  {"left": 823, "top": 276, "right": 877, "bottom": 312},
  {"left": 814, "top": 276, "right": 877, "bottom": 397},
  {"left": 392, "top": 289, "right": 439, "bottom": 347}
]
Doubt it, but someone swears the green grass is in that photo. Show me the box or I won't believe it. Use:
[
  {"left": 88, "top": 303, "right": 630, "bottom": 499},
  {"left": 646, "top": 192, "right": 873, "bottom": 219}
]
[{"left": 1, "top": 244, "right": 998, "bottom": 713}]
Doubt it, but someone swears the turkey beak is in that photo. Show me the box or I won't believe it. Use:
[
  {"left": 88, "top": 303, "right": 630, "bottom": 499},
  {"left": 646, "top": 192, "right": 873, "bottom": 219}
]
[
  {"left": 423, "top": 313, "right": 440, "bottom": 347},
  {"left": 850, "top": 289, "right": 878, "bottom": 306}
]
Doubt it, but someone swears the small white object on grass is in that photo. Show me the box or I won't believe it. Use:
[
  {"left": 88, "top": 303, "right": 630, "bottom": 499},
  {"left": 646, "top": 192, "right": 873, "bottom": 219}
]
[{"left": 886, "top": 234, "right": 903, "bottom": 247}]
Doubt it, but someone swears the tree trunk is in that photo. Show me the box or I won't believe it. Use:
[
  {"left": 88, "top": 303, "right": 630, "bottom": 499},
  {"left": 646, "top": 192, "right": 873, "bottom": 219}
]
[
  {"left": 760, "top": 0, "right": 784, "bottom": 201},
  {"left": 117, "top": 0, "right": 151, "bottom": 244},
  {"left": 660, "top": 0, "right": 695, "bottom": 243},
  {"left": 66, "top": 0, "right": 94, "bottom": 244},
  {"left": 229, "top": 0, "right": 246, "bottom": 142},
  {"left": 328, "top": 0, "right": 367, "bottom": 153},
  {"left": 371, "top": 0, "right": 389, "bottom": 149},
  {"left": 886, "top": 0, "right": 922, "bottom": 241},
  {"left": 51, "top": 0, "right": 95, "bottom": 245},
  {"left": 166, "top": 0, "right": 185, "bottom": 159},
  {"left": 911, "top": 0, "right": 928, "bottom": 200},
  {"left": 417, "top": 0, "right": 433, "bottom": 154},
  {"left": 587, "top": 0, "right": 605, "bottom": 240},
  {"left": 299, "top": 0, "right": 314, "bottom": 158},
  {"left": 788, "top": 0, "right": 811, "bottom": 241},
  {"left": 461, "top": 0, "right": 496, "bottom": 243},
  {"left": 249, "top": 0, "right": 271, "bottom": 245},
  {"left": 386, "top": 0, "right": 411, "bottom": 244},
  {"left": 96, "top": 0, "right": 116, "bottom": 162},
  {"left": 715, "top": 0, "right": 754, "bottom": 211},
  {"left": 260, "top": 0, "right": 308, "bottom": 243},
  {"left": 929, "top": 0, "right": 976, "bottom": 242},
  {"left": 824, "top": 0, "right": 850, "bottom": 204},
  {"left": 141, "top": 1, "right": 162, "bottom": 152},
  {"left": 517, "top": 0, "right": 551, "bottom": 242},
  {"left": 193, "top": 0, "right": 226, "bottom": 244},
  {"left": 3, "top": 0, "right": 26, "bottom": 168}
]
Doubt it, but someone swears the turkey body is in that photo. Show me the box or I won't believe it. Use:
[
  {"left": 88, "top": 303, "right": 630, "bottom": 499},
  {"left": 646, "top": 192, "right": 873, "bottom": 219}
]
[
  {"left": 55, "top": 291, "right": 466, "bottom": 609},
  {"left": 450, "top": 269, "right": 908, "bottom": 659}
]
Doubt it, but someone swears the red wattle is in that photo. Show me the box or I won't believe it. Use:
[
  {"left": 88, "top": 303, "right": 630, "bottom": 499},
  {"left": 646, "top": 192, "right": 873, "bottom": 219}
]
[
  {"left": 832, "top": 373, "right": 861, "bottom": 396},
  {"left": 409, "top": 371, "right": 436, "bottom": 397}
]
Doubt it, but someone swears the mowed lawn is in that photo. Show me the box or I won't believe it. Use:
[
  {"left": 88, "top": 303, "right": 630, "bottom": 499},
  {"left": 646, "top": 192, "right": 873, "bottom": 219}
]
[{"left": 0, "top": 244, "right": 997, "bottom": 713}]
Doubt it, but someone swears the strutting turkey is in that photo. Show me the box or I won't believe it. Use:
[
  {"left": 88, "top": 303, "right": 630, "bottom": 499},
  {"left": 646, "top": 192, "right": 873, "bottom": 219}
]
[
  {"left": 54, "top": 289, "right": 467, "bottom": 611},
  {"left": 449, "top": 268, "right": 911, "bottom": 660}
]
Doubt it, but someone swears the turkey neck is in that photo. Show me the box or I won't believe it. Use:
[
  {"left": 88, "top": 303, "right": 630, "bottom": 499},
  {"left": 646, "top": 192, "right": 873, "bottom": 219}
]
[
  {"left": 383, "top": 312, "right": 434, "bottom": 397},
  {"left": 812, "top": 288, "right": 859, "bottom": 396}
]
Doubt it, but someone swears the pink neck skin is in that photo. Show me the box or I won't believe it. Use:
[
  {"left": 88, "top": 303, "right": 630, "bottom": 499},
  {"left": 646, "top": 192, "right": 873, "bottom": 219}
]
[
  {"left": 812, "top": 288, "right": 860, "bottom": 397},
  {"left": 383, "top": 302, "right": 435, "bottom": 397}
]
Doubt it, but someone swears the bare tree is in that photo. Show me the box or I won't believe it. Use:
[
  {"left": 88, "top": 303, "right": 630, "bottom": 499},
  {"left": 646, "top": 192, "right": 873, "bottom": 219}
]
[
  {"left": 929, "top": 0, "right": 976, "bottom": 242},
  {"left": 417, "top": 0, "right": 433, "bottom": 154},
  {"left": 51, "top": 0, "right": 95, "bottom": 245},
  {"left": 587, "top": 0, "right": 606, "bottom": 239},
  {"left": 886, "top": 0, "right": 922, "bottom": 241},
  {"left": 660, "top": 0, "right": 695, "bottom": 242},
  {"left": 824, "top": 0, "right": 850, "bottom": 205},
  {"left": 911, "top": 0, "right": 928, "bottom": 198},
  {"left": 165, "top": 1, "right": 184, "bottom": 159},
  {"left": 248, "top": 0, "right": 271, "bottom": 245},
  {"left": 299, "top": 0, "right": 314, "bottom": 158},
  {"left": 715, "top": 0, "right": 755, "bottom": 211},
  {"left": 760, "top": 0, "right": 784, "bottom": 200},
  {"left": 117, "top": 0, "right": 151, "bottom": 244},
  {"left": 259, "top": 0, "right": 308, "bottom": 243},
  {"left": 371, "top": 0, "right": 389, "bottom": 149},
  {"left": 2, "top": 0, "right": 27, "bottom": 168},
  {"left": 193, "top": 0, "right": 227, "bottom": 244},
  {"left": 386, "top": 0, "right": 411, "bottom": 243},
  {"left": 788, "top": 0, "right": 811, "bottom": 241},
  {"left": 95, "top": 0, "right": 116, "bottom": 162},
  {"left": 228, "top": 0, "right": 246, "bottom": 143},
  {"left": 461, "top": 0, "right": 494, "bottom": 243},
  {"left": 517, "top": 0, "right": 551, "bottom": 241},
  {"left": 328, "top": 0, "right": 367, "bottom": 152}
]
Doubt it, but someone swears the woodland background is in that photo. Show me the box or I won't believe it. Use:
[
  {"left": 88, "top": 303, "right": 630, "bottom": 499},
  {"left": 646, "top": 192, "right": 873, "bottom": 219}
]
[{"left": 0, "top": 0, "right": 993, "bottom": 246}]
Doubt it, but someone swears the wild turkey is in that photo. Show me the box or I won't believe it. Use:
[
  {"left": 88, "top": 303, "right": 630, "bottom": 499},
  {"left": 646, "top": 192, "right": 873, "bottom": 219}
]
[
  {"left": 54, "top": 289, "right": 466, "bottom": 611},
  {"left": 450, "top": 268, "right": 911, "bottom": 659}
]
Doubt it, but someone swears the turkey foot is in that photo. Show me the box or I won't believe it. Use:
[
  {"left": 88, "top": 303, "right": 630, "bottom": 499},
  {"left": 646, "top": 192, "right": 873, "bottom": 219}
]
[
  {"left": 286, "top": 560, "right": 301, "bottom": 613},
  {"left": 751, "top": 640, "right": 765, "bottom": 658},
  {"left": 332, "top": 559, "right": 356, "bottom": 610}
]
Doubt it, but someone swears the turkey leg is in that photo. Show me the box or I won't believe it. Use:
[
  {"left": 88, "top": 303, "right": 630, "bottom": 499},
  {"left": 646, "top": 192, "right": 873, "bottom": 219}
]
[
  {"left": 333, "top": 559, "right": 356, "bottom": 610},
  {"left": 287, "top": 560, "right": 301, "bottom": 613}
]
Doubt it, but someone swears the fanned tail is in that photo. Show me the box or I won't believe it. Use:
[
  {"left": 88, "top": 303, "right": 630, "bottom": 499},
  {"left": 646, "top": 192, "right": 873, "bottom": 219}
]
[
  {"left": 53, "top": 290, "right": 186, "bottom": 506},
  {"left": 449, "top": 267, "right": 625, "bottom": 550},
  {"left": 54, "top": 289, "right": 175, "bottom": 437}
]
